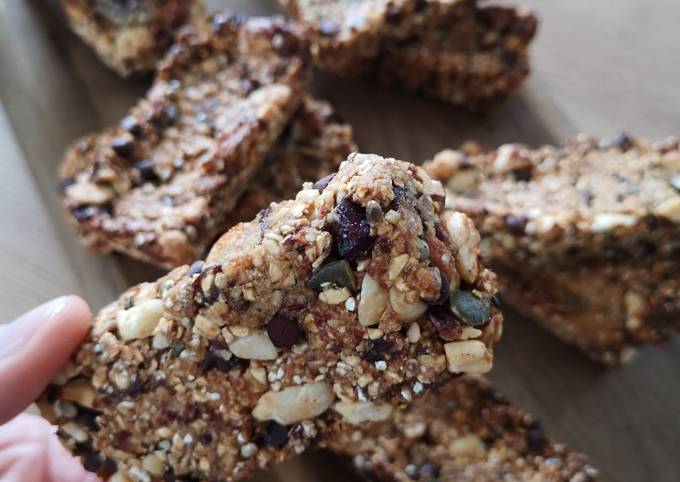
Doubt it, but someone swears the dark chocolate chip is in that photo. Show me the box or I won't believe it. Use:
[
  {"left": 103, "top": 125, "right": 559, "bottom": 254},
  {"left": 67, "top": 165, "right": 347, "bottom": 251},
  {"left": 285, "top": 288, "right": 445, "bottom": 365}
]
[
  {"left": 363, "top": 338, "right": 393, "bottom": 363},
  {"left": 161, "top": 105, "right": 179, "bottom": 125},
  {"left": 512, "top": 167, "right": 533, "bottom": 182},
  {"left": 75, "top": 406, "right": 101, "bottom": 431},
  {"left": 602, "top": 132, "right": 633, "bottom": 151},
  {"left": 318, "top": 19, "right": 340, "bottom": 36},
  {"left": 133, "top": 159, "right": 159, "bottom": 182},
  {"left": 428, "top": 305, "right": 462, "bottom": 341},
  {"left": 579, "top": 190, "right": 594, "bottom": 206},
  {"left": 266, "top": 315, "right": 303, "bottom": 348},
  {"left": 241, "top": 78, "right": 262, "bottom": 95},
  {"left": 71, "top": 205, "right": 98, "bottom": 222},
  {"left": 419, "top": 461, "right": 440, "bottom": 479},
  {"left": 264, "top": 421, "right": 289, "bottom": 447},
  {"left": 332, "top": 198, "right": 374, "bottom": 260},
  {"left": 82, "top": 452, "right": 103, "bottom": 473},
  {"left": 110, "top": 136, "right": 135, "bottom": 159},
  {"left": 187, "top": 260, "right": 205, "bottom": 277},
  {"left": 201, "top": 343, "right": 239, "bottom": 373},
  {"left": 59, "top": 177, "right": 76, "bottom": 191},
  {"left": 313, "top": 173, "right": 334, "bottom": 192},
  {"left": 505, "top": 214, "right": 528, "bottom": 236},
  {"left": 120, "top": 115, "right": 143, "bottom": 137},
  {"left": 525, "top": 420, "right": 548, "bottom": 453},
  {"left": 201, "top": 431, "right": 214, "bottom": 444}
]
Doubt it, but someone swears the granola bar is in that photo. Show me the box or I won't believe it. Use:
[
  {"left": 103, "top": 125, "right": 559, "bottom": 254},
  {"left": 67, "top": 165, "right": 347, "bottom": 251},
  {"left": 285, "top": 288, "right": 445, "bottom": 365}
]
[
  {"left": 60, "top": 14, "right": 310, "bottom": 269},
  {"left": 223, "top": 96, "right": 357, "bottom": 227},
  {"left": 39, "top": 154, "right": 503, "bottom": 481},
  {"left": 60, "top": 0, "right": 203, "bottom": 76},
  {"left": 328, "top": 377, "right": 598, "bottom": 482},
  {"left": 280, "top": 0, "right": 537, "bottom": 109},
  {"left": 425, "top": 134, "right": 680, "bottom": 363}
]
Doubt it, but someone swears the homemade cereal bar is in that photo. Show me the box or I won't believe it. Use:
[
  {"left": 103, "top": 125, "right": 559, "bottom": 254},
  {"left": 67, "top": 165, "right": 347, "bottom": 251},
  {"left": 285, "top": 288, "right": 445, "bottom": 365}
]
[
  {"left": 39, "top": 154, "right": 503, "bottom": 481},
  {"left": 329, "top": 377, "right": 598, "bottom": 482},
  {"left": 425, "top": 134, "right": 680, "bottom": 364},
  {"left": 60, "top": 0, "right": 203, "bottom": 76},
  {"left": 280, "top": 0, "right": 537, "bottom": 109},
  {"left": 60, "top": 14, "right": 310, "bottom": 269}
]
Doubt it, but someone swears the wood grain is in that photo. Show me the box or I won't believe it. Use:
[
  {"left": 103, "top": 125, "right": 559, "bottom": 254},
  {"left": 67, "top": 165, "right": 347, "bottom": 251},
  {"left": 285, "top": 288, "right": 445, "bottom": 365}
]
[{"left": 0, "top": 1, "right": 678, "bottom": 481}]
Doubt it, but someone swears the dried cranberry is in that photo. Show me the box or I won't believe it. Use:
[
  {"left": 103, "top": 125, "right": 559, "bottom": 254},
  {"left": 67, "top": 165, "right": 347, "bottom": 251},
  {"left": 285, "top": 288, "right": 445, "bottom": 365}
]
[
  {"left": 428, "top": 305, "right": 462, "bottom": 341},
  {"left": 332, "top": 198, "right": 374, "bottom": 260},
  {"left": 133, "top": 159, "right": 159, "bottom": 182},
  {"left": 266, "top": 315, "right": 303, "bottom": 348},
  {"left": 318, "top": 19, "right": 340, "bottom": 36},
  {"left": 110, "top": 137, "right": 134, "bottom": 159},
  {"left": 505, "top": 214, "right": 528, "bottom": 236},
  {"left": 313, "top": 173, "right": 334, "bottom": 192},
  {"left": 264, "top": 421, "right": 289, "bottom": 447}
]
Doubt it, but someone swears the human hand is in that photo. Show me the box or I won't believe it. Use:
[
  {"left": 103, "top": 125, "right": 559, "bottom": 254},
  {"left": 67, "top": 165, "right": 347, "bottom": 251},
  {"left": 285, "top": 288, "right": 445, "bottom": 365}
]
[{"left": 0, "top": 296, "right": 100, "bottom": 482}]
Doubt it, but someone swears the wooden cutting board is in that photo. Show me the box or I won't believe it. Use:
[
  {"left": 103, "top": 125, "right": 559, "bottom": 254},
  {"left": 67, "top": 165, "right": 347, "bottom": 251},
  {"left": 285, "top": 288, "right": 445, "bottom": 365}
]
[{"left": 0, "top": 1, "right": 678, "bottom": 481}]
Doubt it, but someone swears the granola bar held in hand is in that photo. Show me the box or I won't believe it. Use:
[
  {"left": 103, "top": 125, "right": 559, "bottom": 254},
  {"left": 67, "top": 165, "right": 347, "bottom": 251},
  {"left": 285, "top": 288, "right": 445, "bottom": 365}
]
[
  {"left": 425, "top": 134, "right": 680, "bottom": 364},
  {"left": 60, "top": 0, "right": 203, "bottom": 76},
  {"left": 39, "top": 154, "right": 502, "bottom": 481},
  {"left": 60, "top": 14, "right": 310, "bottom": 269},
  {"left": 281, "top": 0, "right": 537, "bottom": 109},
  {"left": 329, "top": 377, "right": 598, "bottom": 482}
]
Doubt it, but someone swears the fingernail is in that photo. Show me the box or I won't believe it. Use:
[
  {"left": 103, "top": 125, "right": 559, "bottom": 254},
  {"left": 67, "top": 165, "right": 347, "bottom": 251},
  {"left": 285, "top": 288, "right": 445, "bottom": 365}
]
[{"left": 0, "top": 297, "right": 71, "bottom": 360}]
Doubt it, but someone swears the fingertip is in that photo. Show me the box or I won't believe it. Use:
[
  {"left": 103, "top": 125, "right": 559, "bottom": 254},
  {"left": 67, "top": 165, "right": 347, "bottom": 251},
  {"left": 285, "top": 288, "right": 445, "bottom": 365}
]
[{"left": 55, "top": 295, "right": 93, "bottom": 335}]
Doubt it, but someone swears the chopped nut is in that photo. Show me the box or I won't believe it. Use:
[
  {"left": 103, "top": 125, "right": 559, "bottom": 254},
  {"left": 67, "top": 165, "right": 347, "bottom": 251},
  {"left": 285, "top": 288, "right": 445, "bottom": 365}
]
[
  {"left": 406, "top": 322, "right": 421, "bottom": 343},
  {"left": 62, "top": 422, "right": 88, "bottom": 443},
  {"left": 448, "top": 434, "right": 486, "bottom": 458},
  {"left": 116, "top": 299, "right": 163, "bottom": 341},
  {"left": 229, "top": 331, "right": 278, "bottom": 360},
  {"left": 319, "top": 287, "right": 352, "bottom": 304},
  {"left": 66, "top": 181, "right": 114, "bottom": 205},
  {"left": 252, "top": 382, "right": 335, "bottom": 425},
  {"left": 358, "top": 274, "right": 389, "bottom": 326},
  {"left": 445, "top": 212, "right": 480, "bottom": 283},
  {"left": 389, "top": 288, "right": 427, "bottom": 323},
  {"left": 591, "top": 213, "right": 637, "bottom": 232},
  {"left": 653, "top": 197, "right": 680, "bottom": 222},
  {"left": 142, "top": 453, "right": 165, "bottom": 476},
  {"left": 333, "top": 401, "right": 393, "bottom": 424},
  {"left": 444, "top": 340, "right": 493, "bottom": 374},
  {"left": 60, "top": 378, "right": 96, "bottom": 408}
]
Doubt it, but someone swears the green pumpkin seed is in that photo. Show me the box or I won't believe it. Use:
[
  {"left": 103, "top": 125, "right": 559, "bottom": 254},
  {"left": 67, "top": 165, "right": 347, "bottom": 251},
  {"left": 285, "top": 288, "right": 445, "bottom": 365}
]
[
  {"left": 449, "top": 290, "right": 491, "bottom": 327},
  {"left": 309, "top": 260, "right": 356, "bottom": 291}
]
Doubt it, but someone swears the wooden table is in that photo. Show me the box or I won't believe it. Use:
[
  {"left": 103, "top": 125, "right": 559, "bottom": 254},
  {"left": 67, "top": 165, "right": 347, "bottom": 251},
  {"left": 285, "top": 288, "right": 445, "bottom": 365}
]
[{"left": 1, "top": 1, "right": 678, "bottom": 481}]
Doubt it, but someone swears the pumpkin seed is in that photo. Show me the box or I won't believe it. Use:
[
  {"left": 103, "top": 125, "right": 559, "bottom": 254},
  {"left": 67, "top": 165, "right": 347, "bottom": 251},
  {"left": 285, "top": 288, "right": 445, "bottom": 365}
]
[
  {"left": 449, "top": 291, "right": 491, "bottom": 327},
  {"left": 309, "top": 260, "right": 356, "bottom": 291}
]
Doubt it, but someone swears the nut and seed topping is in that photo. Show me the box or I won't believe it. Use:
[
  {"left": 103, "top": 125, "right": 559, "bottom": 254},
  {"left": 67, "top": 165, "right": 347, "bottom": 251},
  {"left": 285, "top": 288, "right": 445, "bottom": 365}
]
[{"left": 309, "top": 260, "right": 356, "bottom": 291}]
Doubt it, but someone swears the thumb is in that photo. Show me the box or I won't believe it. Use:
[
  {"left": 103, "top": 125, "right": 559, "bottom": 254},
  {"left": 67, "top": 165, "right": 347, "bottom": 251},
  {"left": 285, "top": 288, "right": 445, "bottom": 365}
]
[{"left": 0, "top": 296, "right": 91, "bottom": 424}]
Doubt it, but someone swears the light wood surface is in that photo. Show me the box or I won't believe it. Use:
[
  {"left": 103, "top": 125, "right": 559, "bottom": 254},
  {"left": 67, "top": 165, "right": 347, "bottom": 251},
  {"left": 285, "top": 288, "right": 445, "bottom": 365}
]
[{"left": 0, "top": 1, "right": 678, "bottom": 482}]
